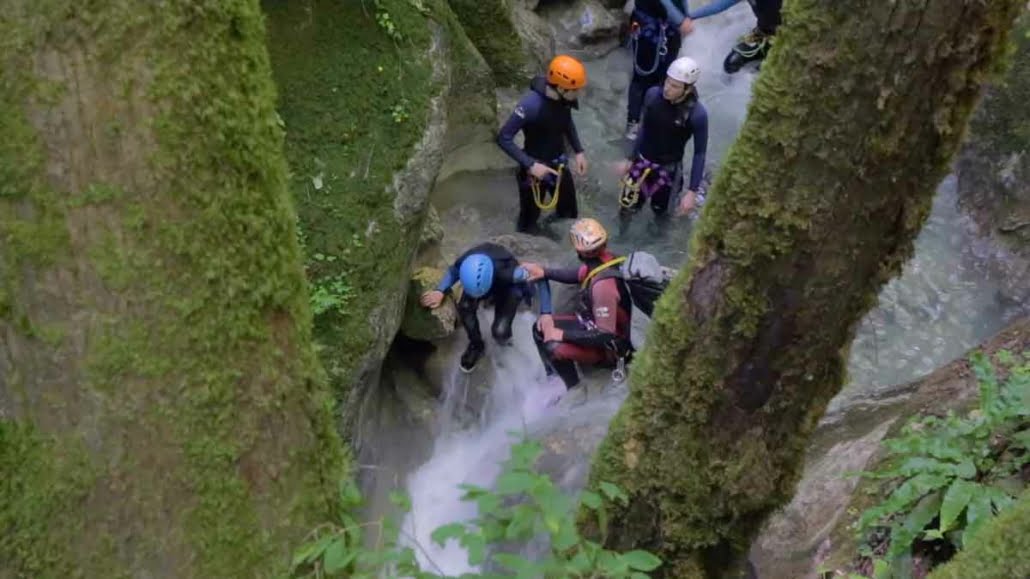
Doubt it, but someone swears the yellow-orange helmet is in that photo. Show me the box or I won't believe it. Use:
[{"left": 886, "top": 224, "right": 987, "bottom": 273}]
[
  {"left": 547, "top": 55, "right": 587, "bottom": 90},
  {"left": 569, "top": 218, "right": 608, "bottom": 254}
]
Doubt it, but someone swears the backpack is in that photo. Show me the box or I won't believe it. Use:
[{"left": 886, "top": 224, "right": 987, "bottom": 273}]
[
  {"left": 618, "top": 251, "right": 674, "bottom": 317},
  {"left": 580, "top": 251, "right": 675, "bottom": 350}
]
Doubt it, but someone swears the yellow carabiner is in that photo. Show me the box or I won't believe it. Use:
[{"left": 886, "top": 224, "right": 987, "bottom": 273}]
[
  {"left": 617, "top": 167, "right": 651, "bottom": 209},
  {"left": 532, "top": 164, "right": 564, "bottom": 210}
]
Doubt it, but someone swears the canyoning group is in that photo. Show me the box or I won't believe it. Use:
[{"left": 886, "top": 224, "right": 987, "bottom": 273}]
[{"left": 422, "top": 0, "right": 783, "bottom": 393}]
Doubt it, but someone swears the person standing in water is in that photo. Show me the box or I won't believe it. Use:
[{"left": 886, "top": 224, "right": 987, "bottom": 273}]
[
  {"left": 497, "top": 55, "right": 590, "bottom": 235},
  {"left": 616, "top": 56, "right": 709, "bottom": 222},
  {"left": 684, "top": 0, "right": 783, "bottom": 73},
  {"left": 623, "top": 0, "right": 695, "bottom": 142}
]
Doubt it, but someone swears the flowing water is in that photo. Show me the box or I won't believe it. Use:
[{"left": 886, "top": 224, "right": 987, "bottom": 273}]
[{"left": 386, "top": 5, "right": 1028, "bottom": 574}]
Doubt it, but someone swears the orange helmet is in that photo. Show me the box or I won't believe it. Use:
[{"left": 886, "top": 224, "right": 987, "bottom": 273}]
[
  {"left": 547, "top": 55, "right": 587, "bottom": 90},
  {"left": 569, "top": 218, "right": 607, "bottom": 254}
]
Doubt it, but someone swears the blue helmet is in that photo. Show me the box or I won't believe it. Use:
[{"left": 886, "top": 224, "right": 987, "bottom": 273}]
[{"left": 459, "top": 254, "right": 494, "bottom": 298}]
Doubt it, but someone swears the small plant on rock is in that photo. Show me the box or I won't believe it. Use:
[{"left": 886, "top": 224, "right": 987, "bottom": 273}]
[{"left": 850, "top": 350, "right": 1029, "bottom": 578}]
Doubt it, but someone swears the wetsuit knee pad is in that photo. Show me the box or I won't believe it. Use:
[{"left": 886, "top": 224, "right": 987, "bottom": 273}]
[{"left": 491, "top": 323, "right": 513, "bottom": 343}]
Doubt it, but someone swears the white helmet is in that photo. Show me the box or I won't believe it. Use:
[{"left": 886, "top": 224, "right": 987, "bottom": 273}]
[{"left": 667, "top": 56, "right": 701, "bottom": 85}]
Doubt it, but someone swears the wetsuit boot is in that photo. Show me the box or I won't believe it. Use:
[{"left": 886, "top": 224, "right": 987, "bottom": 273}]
[
  {"left": 723, "top": 28, "right": 772, "bottom": 73},
  {"left": 460, "top": 340, "right": 485, "bottom": 373}
]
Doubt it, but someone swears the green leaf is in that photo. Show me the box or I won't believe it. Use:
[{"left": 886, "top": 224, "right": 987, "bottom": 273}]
[
  {"left": 598, "top": 550, "right": 628, "bottom": 574},
  {"left": 872, "top": 558, "right": 890, "bottom": 579},
  {"left": 389, "top": 489, "right": 412, "bottom": 511},
  {"left": 599, "top": 482, "right": 629, "bottom": 504},
  {"left": 939, "top": 479, "right": 976, "bottom": 533},
  {"left": 505, "top": 505, "right": 537, "bottom": 541},
  {"left": 1011, "top": 428, "right": 1030, "bottom": 450},
  {"left": 463, "top": 533, "right": 487, "bottom": 565},
  {"left": 493, "top": 553, "right": 536, "bottom": 573},
  {"left": 963, "top": 492, "right": 994, "bottom": 544},
  {"left": 495, "top": 472, "right": 539, "bottom": 495},
  {"left": 858, "top": 473, "right": 950, "bottom": 531},
  {"left": 886, "top": 491, "right": 942, "bottom": 562},
  {"left": 552, "top": 520, "right": 579, "bottom": 551},
  {"left": 323, "top": 539, "right": 355, "bottom": 574},
  {"left": 984, "top": 486, "right": 1015, "bottom": 512},
  {"left": 430, "top": 522, "right": 466, "bottom": 547},
  {"left": 955, "top": 460, "right": 977, "bottom": 479},
  {"left": 622, "top": 549, "right": 662, "bottom": 571},
  {"left": 292, "top": 534, "right": 333, "bottom": 569},
  {"left": 580, "top": 491, "right": 603, "bottom": 510},
  {"left": 339, "top": 478, "right": 363, "bottom": 509}
]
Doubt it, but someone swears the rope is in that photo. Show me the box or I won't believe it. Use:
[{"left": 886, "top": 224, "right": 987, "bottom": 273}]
[
  {"left": 531, "top": 163, "right": 565, "bottom": 210},
  {"left": 618, "top": 167, "right": 652, "bottom": 209},
  {"left": 630, "top": 20, "right": 668, "bottom": 76}
]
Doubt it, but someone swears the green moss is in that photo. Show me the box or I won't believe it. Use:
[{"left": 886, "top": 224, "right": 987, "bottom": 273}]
[
  {"left": 262, "top": 0, "right": 437, "bottom": 407},
  {"left": 448, "top": 0, "right": 530, "bottom": 85},
  {"left": 2, "top": 0, "right": 347, "bottom": 576},
  {"left": 928, "top": 488, "right": 1030, "bottom": 579},
  {"left": 0, "top": 421, "right": 120, "bottom": 578}
]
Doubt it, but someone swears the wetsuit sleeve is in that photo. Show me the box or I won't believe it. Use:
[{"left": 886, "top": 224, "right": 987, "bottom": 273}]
[
  {"left": 536, "top": 280, "right": 553, "bottom": 314},
  {"left": 565, "top": 117, "right": 585, "bottom": 155},
  {"left": 543, "top": 266, "right": 581, "bottom": 285},
  {"left": 497, "top": 94, "right": 541, "bottom": 169},
  {"left": 658, "top": 0, "right": 687, "bottom": 26},
  {"left": 688, "top": 104, "right": 709, "bottom": 191},
  {"left": 688, "top": 0, "right": 741, "bottom": 19},
  {"left": 435, "top": 261, "right": 460, "bottom": 293},
  {"left": 562, "top": 278, "right": 621, "bottom": 348}
]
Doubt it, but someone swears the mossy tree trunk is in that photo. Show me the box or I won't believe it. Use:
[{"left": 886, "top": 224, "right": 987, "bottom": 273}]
[
  {"left": 1, "top": 1, "right": 345, "bottom": 577},
  {"left": 582, "top": 1, "right": 1024, "bottom": 576}
]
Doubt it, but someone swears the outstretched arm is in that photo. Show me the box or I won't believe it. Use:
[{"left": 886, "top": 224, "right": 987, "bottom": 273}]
[{"left": 688, "top": 0, "right": 741, "bottom": 20}]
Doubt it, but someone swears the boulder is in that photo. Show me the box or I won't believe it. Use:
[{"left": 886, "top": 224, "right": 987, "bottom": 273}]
[
  {"left": 538, "top": 0, "right": 624, "bottom": 56},
  {"left": 400, "top": 267, "right": 458, "bottom": 342}
]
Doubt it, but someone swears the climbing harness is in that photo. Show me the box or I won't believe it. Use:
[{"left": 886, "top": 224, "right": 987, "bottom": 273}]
[
  {"left": 530, "top": 156, "right": 567, "bottom": 211},
  {"left": 629, "top": 14, "right": 670, "bottom": 76},
  {"left": 580, "top": 256, "right": 627, "bottom": 289},
  {"left": 618, "top": 158, "right": 672, "bottom": 209}
]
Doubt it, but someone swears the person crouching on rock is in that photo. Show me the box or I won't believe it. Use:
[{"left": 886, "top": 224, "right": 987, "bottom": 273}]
[
  {"left": 520, "top": 218, "right": 634, "bottom": 390},
  {"left": 420, "top": 242, "right": 553, "bottom": 373}
]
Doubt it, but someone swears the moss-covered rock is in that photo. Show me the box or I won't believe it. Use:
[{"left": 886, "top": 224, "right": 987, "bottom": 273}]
[
  {"left": 400, "top": 267, "right": 458, "bottom": 341},
  {"left": 262, "top": 0, "right": 496, "bottom": 442},
  {"left": 1, "top": 1, "right": 347, "bottom": 576},
  {"left": 448, "top": 0, "right": 553, "bottom": 85}
]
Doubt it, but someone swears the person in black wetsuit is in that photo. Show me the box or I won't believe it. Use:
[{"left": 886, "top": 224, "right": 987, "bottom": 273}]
[
  {"left": 616, "top": 55, "right": 708, "bottom": 224},
  {"left": 497, "top": 55, "right": 589, "bottom": 234},
  {"left": 420, "top": 243, "right": 553, "bottom": 373},
  {"left": 624, "top": 0, "right": 694, "bottom": 141},
  {"left": 686, "top": 0, "right": 783, "bottom": 73}
]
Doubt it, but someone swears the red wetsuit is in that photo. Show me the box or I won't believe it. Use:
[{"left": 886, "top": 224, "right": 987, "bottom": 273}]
[{"left": 533, "top": 250, "right": 633, "bottom": 388}]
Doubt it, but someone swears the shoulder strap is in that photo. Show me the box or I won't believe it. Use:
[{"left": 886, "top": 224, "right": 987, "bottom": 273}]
[{"left": 580, "top": 256, "right": 627, "bottom": 289}]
